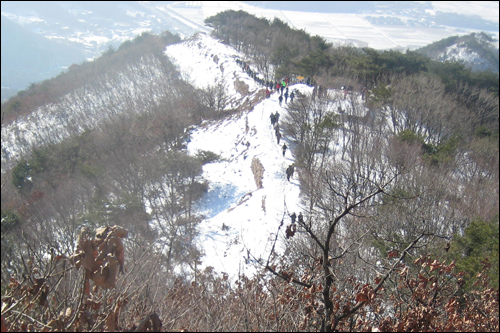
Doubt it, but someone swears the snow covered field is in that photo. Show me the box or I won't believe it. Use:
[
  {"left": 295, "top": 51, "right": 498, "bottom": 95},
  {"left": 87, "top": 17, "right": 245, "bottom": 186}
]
[
  {"left": 165, "top": 1, "right": 499, "bottom": 50},
  {"left": 2, "top": 1, "right": 497, "bottom": 53}
]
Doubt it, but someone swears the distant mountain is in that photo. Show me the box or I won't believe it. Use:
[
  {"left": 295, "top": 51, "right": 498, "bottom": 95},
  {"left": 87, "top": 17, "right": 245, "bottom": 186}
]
[
  {"left": 416, "top": 32, "right": 499, "bottom": 73},
  {"left": 1, "top": 15, "right": 86, "bottom": 100},
  {"left": 0, "top": 1, "right": 194, "bottom": 101}
]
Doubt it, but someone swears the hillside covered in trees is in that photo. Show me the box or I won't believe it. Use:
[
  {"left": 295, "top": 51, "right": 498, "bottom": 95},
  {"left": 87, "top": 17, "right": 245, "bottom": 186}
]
[
  {"left": 1, "top": 10, "right": 499, "bottom": 332},
  {"left": 416, "top": 32, "right": 499, "bottom": 73}
]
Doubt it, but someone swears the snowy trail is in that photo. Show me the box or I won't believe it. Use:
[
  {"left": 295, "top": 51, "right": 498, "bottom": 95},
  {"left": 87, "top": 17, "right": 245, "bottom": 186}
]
[
  {"left": 188, "top": 90, "right": 306, "bottom": 277},
  {"left": 164, "top": 32, "right": 316, "bottom": 278}
]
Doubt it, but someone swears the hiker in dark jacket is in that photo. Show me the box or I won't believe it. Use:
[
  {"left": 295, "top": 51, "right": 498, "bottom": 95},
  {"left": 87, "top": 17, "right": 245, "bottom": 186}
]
[
  {"left": 290, "top": 91, "right": 295, "bottom": 103},
  {"left": 286, "top": 165, "right": 291, "bottom": 181},
  {"left": 286, "top": 164, "right": 295, "bottom": 181},
  {"left": 278, "top": 95, "right": 283, "bottom": 106},
  {"left": 282, "top": 143, "right": 287, "bottom": 156},
  {"left": 270, "top": 113, "right": 277, "bottom": 126}
]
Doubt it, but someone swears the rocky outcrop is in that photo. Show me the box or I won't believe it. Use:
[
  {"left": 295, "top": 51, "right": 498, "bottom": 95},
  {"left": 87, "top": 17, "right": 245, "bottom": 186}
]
[{"left": 251, "top": 156, "right": 264, "bottom": 189}]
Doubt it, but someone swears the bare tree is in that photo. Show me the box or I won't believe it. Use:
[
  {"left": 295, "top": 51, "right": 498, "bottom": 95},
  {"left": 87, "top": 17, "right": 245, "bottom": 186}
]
[{"left": 200, "top": 77, "right": 231, "bottom": 114}]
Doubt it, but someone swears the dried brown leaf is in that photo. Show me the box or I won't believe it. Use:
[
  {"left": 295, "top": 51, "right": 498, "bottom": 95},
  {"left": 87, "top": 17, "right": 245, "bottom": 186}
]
[
  {"left": 388, "top": 250, "right": 399, "bottom": 258},
  {"left": 356, "top": 293, "right": 369, "bottom": 303}
]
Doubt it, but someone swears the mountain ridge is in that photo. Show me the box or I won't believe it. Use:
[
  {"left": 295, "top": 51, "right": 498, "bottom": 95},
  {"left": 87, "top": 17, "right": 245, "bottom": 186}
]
[{"left": 416, "top": 32, "right": 499, "bottom": 73}]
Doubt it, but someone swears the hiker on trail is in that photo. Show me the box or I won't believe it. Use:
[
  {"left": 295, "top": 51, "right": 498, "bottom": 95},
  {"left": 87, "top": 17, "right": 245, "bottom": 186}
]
[
  {"left": 276, "top": 82, "right": 281, "bottom": 91},
  {"left": 276, "top": 131, "right": 282, "bottom": 144},
  {"left": 290, "top": 212, "right": 297, "bottom": 224},
  {"left": 270, "top": 113, "right": 277, "bottom": 126},
  {"left": 284, "top": 90, "right": 289, "bottom": 104},
  {"left": 286, "top": 164, "right": 293, "bottom": 181},
  {"left": 286, "top": 164, "right": 295, "bottom": 181},
  {"left": 298, "top": 212, "right": 304, "bottom": 224},
  {"left": 278, "top": 95, "right": 283, "bottom": 106},
  {"left": 290, "top": 91, "right": 295, "bottom": 103},
  {"left": 282, "top": 143, "right": 287, "bottom": 156},
  {"left": 266, "top": 88, "right": 271, "bottom": 98},
  {"left": 275, "top": 111, "right": 280, "bottom": 123}
]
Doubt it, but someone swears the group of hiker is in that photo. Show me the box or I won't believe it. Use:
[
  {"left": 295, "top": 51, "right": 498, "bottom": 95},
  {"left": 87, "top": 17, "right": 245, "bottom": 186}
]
[
  {"left": 277, "top": 87, "right": 295, "bottom": 106},
  {"left": 268, "top": 79, "right": 295, "bottom": 105},
  {"left": 234, "top": 59, "right": 311, "bottom": 232},
  {"left": 289, "top": 212, "right": 304, "bottom": 224},
  {"left": 236, "top": 59, "right": 268, "bottom": 87},
  {"left": 236, "top": 57, "right": 369, "bottom": 104},
  {"left": 270, "top": 111, "right": 282, "bottom": 143},
  {"left": 269, "top": 111, "right": 287, "bottom": 154},
  {"left": 269, "top": 110, "right": 295, "bottom": 182},
  {"left": 233, "top": 59, "right": 368, "bottom": 234},
  {"left": 236, "top": 58, "right": 309, "bottom": 103},
  {"left": 285, "top": 211, "right": 305, "bottom": 238}
]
